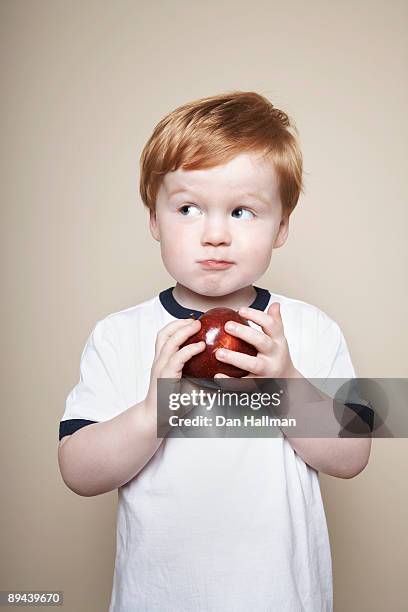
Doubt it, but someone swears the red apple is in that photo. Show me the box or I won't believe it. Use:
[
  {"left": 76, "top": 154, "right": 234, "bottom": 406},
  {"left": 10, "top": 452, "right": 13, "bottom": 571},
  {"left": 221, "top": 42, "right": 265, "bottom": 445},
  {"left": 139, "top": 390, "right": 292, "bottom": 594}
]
[{"left": 181, "top": 307, "right": 257, "bottom": 378}]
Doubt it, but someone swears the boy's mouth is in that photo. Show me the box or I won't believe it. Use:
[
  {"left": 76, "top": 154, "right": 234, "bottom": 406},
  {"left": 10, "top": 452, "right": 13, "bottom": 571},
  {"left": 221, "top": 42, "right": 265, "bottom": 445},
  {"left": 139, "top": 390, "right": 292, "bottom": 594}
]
[{"left": 198, "top": 260, "right": 235, "bottom": 270}]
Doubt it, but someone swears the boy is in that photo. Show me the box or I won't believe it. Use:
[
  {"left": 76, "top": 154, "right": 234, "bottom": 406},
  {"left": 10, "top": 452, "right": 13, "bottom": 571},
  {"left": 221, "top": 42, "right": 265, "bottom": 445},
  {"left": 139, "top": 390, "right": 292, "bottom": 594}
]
[{"left": 58, "top": 91, "right": 372, "bottom": 611}]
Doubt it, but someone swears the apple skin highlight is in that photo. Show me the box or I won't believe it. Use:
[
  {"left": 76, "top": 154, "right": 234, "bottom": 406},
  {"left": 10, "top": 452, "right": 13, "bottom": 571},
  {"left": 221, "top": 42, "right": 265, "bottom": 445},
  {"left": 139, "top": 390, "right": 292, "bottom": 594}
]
[{"left": 181, "top": 307, "right": 257, "bottom": 378}]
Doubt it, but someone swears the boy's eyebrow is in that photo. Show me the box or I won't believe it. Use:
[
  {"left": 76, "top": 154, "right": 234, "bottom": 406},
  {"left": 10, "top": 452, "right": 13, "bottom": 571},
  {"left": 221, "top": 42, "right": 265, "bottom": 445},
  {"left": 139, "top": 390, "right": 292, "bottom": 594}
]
[
  {"left": 241, "top": 192, "right": 272, "bottom": 206},
  {"left": 168, "top": 187, "right": 272, "bottom": 206},
  {"left": 167, "top": 187, "right": 191, "bottom": 198}
]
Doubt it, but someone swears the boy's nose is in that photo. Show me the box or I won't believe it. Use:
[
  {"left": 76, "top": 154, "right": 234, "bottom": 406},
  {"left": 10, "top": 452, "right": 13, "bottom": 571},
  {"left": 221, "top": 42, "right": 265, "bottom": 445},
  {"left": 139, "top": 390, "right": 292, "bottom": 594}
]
[{"left": 201, "top": 218, "right": 232, "bottom": 246}]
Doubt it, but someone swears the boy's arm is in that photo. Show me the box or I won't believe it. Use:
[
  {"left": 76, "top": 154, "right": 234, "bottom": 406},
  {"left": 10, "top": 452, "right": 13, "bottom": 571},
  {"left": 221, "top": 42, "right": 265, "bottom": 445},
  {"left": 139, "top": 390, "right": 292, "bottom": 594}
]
[
  {"left": 58, "top": 317, "right": 205, "bottom": 497},
  {"left": 279, "top": 369, "right": 372, "bottom": 479},
  {"left": 286, "top": 434, "right": 371, "bottom": 479},
  {"left": 58, "top": 401, "right": 161, "bottom": 496}
]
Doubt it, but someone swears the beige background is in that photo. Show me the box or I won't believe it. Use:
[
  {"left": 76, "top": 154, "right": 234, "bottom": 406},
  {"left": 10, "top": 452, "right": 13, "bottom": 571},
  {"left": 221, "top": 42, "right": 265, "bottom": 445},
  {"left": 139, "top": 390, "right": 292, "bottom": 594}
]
[{"left": 1, "top": 0, "right": 407, "bottom": 610}]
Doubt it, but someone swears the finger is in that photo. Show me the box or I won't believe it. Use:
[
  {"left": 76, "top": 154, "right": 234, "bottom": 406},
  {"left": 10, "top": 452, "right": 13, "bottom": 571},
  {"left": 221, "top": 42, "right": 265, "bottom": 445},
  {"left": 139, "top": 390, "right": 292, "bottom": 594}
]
[
  {"left": 155, "top": 317, "right": 197, "bottom": 355},
  {"left": 224, "top": 320, "right": 273, "bottom": 354},
  {"left": 215, "top": 347, "right": 262, "bottom": 376},
  {"left": 238, "top": 302, "right": 283, "bottom": 338},
  {"left": 267, "top": 302, "right": 283, "bottom": 328},
  {"left": 214, "top": 373, "right": 240, "bottom": 394},
  {"left": 161, "top": 341, "right": 206, "bottom": 378},
  {"left": 159, "top": 319, "right": 201, "bottom": 361},
  {"left": 214, "top": 373, "right": 258, "bottom": 393}
]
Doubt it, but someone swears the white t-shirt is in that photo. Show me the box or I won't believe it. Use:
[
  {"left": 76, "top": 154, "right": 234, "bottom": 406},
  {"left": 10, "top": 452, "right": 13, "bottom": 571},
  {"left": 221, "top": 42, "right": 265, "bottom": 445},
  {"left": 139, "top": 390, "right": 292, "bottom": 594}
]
[{"left": 60, "top": 286, "right": 357, "bottom": 612}]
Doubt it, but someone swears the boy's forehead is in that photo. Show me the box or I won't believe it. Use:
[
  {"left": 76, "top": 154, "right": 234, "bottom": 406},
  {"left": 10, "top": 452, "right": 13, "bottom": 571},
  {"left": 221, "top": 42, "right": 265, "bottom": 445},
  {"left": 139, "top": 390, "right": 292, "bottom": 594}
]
[{"left": 161, "top": 152, "right": 278, "bottom": 198}]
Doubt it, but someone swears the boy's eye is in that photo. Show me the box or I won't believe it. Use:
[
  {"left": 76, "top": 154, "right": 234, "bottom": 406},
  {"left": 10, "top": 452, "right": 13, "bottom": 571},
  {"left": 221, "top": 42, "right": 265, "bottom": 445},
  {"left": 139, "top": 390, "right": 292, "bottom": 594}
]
[
  {"left": 232, "top": 207, "right": 254, "bottom": 219},
  {"left": 178, "top": 204, "right": 201, "bottom": 216}
]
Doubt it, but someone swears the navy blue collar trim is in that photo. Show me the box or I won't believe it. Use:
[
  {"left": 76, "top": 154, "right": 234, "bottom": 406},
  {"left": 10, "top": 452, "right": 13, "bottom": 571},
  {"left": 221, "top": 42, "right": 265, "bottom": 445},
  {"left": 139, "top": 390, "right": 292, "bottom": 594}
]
[{"left": 159, "top": 286, "right": 271, "bottom": 319}]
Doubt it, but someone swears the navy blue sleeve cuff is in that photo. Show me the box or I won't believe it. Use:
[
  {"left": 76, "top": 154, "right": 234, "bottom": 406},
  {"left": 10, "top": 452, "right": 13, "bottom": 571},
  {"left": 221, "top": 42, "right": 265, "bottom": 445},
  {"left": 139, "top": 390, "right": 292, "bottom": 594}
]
[
  {"left": 344, "top": 402, "right": 374, "bottom": 432},
  {"left": 59, "top": 419, "right": 98, "bottom": 440}
]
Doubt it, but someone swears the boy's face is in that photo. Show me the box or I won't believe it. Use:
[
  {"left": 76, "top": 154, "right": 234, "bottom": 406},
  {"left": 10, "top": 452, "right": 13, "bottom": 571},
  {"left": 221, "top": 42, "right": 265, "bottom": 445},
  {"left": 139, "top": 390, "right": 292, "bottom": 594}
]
[{"left": 150, "top": 151, "right": 289, "bottom": 298}]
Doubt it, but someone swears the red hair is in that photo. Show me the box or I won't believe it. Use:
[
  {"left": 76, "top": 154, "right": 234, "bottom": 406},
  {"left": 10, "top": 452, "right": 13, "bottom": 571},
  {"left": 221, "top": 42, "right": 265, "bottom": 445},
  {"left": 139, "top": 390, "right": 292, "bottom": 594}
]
[{"left": 139, "top": 91, "right": 304, "bottom": 217}]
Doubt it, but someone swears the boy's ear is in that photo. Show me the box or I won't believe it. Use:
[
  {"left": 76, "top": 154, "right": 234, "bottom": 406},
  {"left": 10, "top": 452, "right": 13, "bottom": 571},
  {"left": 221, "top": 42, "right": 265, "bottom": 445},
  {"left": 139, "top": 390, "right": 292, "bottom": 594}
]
[
  {"left": 149, "top": 210, "right": 160, "bottom": 242},
  {"left": 273, "top": 214, "right": 290, "bottom": 249}
]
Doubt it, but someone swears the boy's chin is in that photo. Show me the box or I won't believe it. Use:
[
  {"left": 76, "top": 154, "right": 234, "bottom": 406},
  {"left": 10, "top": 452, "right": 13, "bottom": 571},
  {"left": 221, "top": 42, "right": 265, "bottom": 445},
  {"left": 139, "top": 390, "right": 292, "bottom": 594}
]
[{"left": 179, "top": 282, "right": 253, "bottom": 298}]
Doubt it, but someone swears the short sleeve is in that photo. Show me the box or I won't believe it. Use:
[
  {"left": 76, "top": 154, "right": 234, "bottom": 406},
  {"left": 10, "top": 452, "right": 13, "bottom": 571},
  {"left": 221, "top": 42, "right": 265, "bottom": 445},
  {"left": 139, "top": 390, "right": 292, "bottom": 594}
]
[
  {"left": 313, "top": 314, "right": 356, "bottom": 379},
  {"left": 313, "top": 314, "right": 374, "bottom": 431},
  {"left": 59, "top": 317, "right": 126, "bottom": 440}
]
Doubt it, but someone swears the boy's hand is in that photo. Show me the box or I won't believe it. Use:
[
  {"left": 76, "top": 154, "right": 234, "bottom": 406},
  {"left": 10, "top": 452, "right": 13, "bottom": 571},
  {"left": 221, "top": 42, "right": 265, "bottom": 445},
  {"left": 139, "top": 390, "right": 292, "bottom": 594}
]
[
  {"left": 214, "top": 302, "right": 297, "bottom": 380},
  {"left": 144, "top": 318, "right": 206, "bottom": 425}
]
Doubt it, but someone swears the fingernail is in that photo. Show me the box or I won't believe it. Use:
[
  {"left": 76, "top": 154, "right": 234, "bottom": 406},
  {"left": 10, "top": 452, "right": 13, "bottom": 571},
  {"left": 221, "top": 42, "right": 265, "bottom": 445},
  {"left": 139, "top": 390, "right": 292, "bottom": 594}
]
[
  {"left": 225, "top": 322, "right": 235, "bottom": 331},
  {"left": 217, "top": 349, "right": 226, "bottom": 358}
]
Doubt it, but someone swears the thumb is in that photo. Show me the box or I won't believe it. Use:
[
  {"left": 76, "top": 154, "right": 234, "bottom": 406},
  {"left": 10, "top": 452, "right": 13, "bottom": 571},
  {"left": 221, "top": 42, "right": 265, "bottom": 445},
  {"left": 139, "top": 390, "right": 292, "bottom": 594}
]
[{"left": 268, "top": 301, "right": 281, "bottom": 322}]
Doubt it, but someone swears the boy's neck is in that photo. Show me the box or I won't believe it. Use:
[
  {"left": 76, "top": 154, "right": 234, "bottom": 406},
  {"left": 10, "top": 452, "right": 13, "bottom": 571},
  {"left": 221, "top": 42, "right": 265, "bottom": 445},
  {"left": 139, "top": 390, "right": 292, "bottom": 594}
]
[{"left": 172, "top": 283, "right": 258, "bottom": 313}]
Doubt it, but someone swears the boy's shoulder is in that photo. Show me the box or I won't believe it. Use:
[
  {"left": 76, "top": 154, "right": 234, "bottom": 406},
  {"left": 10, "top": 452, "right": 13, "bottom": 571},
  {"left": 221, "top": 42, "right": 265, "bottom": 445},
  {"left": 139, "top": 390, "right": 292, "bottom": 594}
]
[
  {"left": 88, "top": 293, "right": 165, "bottom": 343},
  {"left": 271, "top": 291, "right": 353, "bottom": 378},
  {"left": 269, "top": 290, "right": 342, "bottom": 334},
  {"left": 105, "top": 294, "right": 161, "bottom": 321}
]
